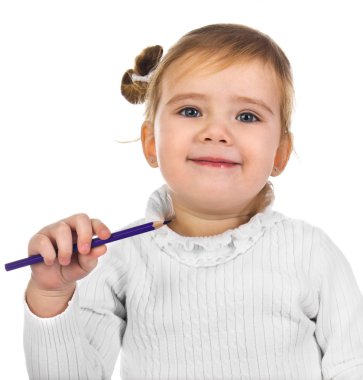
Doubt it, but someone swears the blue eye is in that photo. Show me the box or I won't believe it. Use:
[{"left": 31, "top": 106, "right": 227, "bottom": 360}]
[
  {"left": 179, "top": 107, "right": 201, "bottom": 118},
  {"left": 237, "top": 112, "right": 259, "bottom": 123}
]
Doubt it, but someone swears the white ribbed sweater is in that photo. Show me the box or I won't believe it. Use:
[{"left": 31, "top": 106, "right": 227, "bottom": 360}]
[{"left": 24, "top": 185, "right": 363, "bottom": 380}]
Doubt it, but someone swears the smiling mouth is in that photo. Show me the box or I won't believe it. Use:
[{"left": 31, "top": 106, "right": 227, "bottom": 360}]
[{"left": 188, "top": 157, "right": 240, "bottom": 168}]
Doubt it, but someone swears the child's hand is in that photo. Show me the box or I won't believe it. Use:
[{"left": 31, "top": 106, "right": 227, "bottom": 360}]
[{"left": 27, "top": 213, "right": 111, "bottom": 292}]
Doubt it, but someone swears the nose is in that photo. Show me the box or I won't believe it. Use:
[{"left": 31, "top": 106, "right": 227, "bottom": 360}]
[{"left": 197, "top": 118, "right": 232, "bottom": 144}]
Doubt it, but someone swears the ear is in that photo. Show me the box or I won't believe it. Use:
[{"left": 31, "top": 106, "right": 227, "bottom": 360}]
[
  {"left": 271, "top": 134, "right": 293, "bottom": 176},
  {"left": 141, "top": 121, "right": 158, "bottom": 167}
]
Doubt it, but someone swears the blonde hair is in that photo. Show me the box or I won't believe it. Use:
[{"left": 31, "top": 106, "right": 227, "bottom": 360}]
[{"left": 121, "top": 23, "right": 295, "bottom": 217}]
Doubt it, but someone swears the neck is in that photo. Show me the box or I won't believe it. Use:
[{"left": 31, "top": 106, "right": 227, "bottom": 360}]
[{"left": 167, "top": 199, "right": 252, "bottom": 237}]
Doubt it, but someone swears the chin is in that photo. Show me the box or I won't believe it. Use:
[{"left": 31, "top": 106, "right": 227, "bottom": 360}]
[
  {"left": 168, "top": 179, "right": 251, "bottom": 205},
  {"left": 189, "top": 190, "right": 243, "bottom": 212}
]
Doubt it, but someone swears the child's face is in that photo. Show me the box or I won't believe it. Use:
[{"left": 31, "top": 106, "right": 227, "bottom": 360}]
[{"left": 143, "top": 57, "right": 285, "bottom": 217}]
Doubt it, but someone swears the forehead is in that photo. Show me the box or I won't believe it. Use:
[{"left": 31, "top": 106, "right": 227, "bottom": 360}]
[
  {"left": 160, "top": 53, "right": 281, "bottom": 105},
  {"left": 168, "top": 49, "right": 277, "bottom": 75}
]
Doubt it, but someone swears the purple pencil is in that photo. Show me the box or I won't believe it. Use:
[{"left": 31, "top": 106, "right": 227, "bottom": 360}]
[{"left": 4, "top": 220, "right": 171, "bottom": 272}]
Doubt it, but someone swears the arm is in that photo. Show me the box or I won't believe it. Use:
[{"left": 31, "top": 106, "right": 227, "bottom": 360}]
[
  {"left": 23, "top": 240, "right": 129, "bottom": 380},
  {"left": 313, "top": 228, "right": 363, "bottom": 379}
]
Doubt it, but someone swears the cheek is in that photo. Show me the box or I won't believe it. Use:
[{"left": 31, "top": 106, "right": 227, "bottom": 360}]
[
  {"left": 155, "top": 123, "right": 175, "bottom": 159},
  {"left": 154, "top": 129, "right": 183, "bottom": 179},
  {"left": 155, "top": 115, "right": 190, "bottom": 157},
  {"left": 239, "top": 132, "right": 278, "bottom": 170}
]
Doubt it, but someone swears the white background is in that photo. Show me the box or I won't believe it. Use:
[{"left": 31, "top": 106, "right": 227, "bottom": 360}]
[{"left": 1, "top": 1, "right": 362, "bottom": 378}]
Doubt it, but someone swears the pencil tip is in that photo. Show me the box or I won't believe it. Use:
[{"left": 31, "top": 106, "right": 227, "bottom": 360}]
[{"left": 153, "top": 220, "right": 173, "bottom": 229}]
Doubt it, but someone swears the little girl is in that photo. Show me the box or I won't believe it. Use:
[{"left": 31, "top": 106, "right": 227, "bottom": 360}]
[{"left": 24, "top": 24, "right": 363, "bottom": 380}]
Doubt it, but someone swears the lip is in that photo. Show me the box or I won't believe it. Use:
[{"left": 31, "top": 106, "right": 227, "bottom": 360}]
[
  {"left": 188, "top": 156, "right": 240, "bottom": 168},
  {"left": 189, "top": 156, "right": 240, "bottom": 164}
]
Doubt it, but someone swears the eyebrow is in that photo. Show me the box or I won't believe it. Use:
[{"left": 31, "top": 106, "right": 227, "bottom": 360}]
[{"left": 165, "top": 92, "right": 274, "bottom": 115}]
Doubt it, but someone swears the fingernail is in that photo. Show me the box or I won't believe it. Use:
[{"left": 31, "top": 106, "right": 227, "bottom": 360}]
[
  {"left": 101, "top": 229, "right": 110, "bottom": 237},
  {"left": 81, "top": 243, "right": 90, "bottom": 252},
  {"left": 60, "top": 257, "right": 70, "bottom": 266}
]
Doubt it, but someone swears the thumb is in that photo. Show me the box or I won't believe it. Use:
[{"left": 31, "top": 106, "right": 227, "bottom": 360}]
[{"left": 78, "top": 245, "right": 107, "bottom": 273}]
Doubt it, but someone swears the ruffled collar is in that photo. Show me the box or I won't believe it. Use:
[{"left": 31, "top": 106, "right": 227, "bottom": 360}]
[{"left": 145, "top": 184, "right": 286, "bottom": 267}]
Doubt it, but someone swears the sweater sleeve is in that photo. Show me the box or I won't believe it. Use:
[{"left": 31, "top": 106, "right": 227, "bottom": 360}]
[
  {"left": 313, "top": 228, "right": 363, "bottom": 379},
  {"left": 23, "top": 240, "right": 129, "bottom": 380}
]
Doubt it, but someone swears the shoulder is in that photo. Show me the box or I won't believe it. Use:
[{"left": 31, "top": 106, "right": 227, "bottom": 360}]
[
  {"left": 271, "top": 211, "right": 354, "bottom": 285},
  {"left": 266, "top": 209, "right": 321, "bottom": 240},
  {"left": 277, "top": 212, "right": 342, "bottom": 253},
  {"left": 269, "top": 210, "right": 345, "bottom": 261},
  {"left": 279, "top": 212, "right": 352, "bottom": 275}
]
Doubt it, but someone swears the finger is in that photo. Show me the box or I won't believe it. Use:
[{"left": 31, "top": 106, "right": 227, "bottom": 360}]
[
  {"left": 90, "top": 218, "right": 111, "bottom": 241},
  {"left": 72, "top": 217, "right": 111, "bottom": 255},
  {"left": 28, "top": 233, "right": 57, "bottom": 266},
  {"left": 44, "top": 221, "right": 74, "bottom": 266},
  {"left": 77, "top": 245, "right": 108, "bottom": 273},
  {"left": 62, "top": 213, "right": 94, "bottom": 255}
]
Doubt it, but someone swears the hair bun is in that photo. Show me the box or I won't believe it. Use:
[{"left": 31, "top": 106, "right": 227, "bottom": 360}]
[
  {"left": 121, "top": 45, "right": 163, "bottom": 104},
  {"left": 135, "top": 45, "right": 163, "bottom": 76}
]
